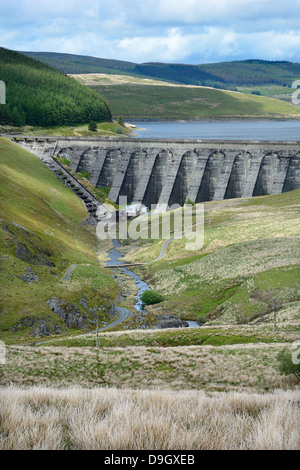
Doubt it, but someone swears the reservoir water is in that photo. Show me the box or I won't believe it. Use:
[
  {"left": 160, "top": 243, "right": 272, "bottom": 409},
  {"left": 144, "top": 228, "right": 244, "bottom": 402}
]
[{"left": 129, "top": 120, "right": 300, "bottom": 141}]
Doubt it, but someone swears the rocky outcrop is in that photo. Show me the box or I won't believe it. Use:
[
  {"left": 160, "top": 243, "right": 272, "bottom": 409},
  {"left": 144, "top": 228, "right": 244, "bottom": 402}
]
[
  {"left": 9, "top": 294, "right": 114, "bottom": 338},
  {"left": 154, "top": 314, "right": 189, "bottom": 329},
  {"left": 47, "top": 296, "right": 94, "bottom": 330},
  {"left": 2, "top": 221, "right": 55, "bottom": 267},
  {"left": 10, "top": 315, "right": 65, "bottom": 337},
  {"left": 21, "top": 267, "right": 40, "bottom": 283},
  {"left": 124, "top": 311, "right": 189, "bottom": 330}
]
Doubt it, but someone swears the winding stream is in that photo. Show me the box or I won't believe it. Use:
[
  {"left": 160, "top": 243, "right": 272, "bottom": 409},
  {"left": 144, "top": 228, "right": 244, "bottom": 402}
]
[
  {"left": 106, "top": 239, "right": 150, "bottom": 312},
  {"left": 106, "top": 239, "right": 198, "bottom": 327}
]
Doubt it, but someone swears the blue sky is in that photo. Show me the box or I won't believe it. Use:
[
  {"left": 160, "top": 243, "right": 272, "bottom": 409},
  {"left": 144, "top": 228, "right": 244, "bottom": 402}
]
[{"left": 1, "top": 0, "right": 299, "bottom": 64}]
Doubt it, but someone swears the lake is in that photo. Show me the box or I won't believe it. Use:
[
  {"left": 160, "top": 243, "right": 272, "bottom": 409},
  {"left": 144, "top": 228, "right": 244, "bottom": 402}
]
[{"left": 129, "top": 120, "right": 300, "bottom": 141}]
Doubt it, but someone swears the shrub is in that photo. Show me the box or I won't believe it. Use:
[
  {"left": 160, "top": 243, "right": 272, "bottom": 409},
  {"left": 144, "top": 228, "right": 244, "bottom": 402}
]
[
  {"left": 117, "top": 116, "right": 125, "bottom": 126},
  {"left": 115, "top": 125, "right": 124, "bottom": 134},
  {"left": 78, "top": 171, "right": 91, "bottom": 180},
  {"left": 185, "top": 197, "right": 195, "bottom": 206},
  {"left": 277, "top": 347, "right": 300, "bottom": 381},
  {"left": 55, "top": 156, "right": 70, "bottom": 166},
  {"left": 141, "top": 290, "right": 164, "bottom": 305},
  {"left": 88, "top": 121, "right": 97, "bottom": 132},
  {"left": 196, "top": 316, "right": 206, "bottom": 326}
]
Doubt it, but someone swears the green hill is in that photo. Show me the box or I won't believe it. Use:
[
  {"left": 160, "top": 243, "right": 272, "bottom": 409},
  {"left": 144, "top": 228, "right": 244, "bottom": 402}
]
[
  {"left": 0, "top": 47, "right": 112, "bottom": 127},
  {"left": 21, "top": 51, "right": 137, "bottom": 76},
  {"left": 87, "top": 81, "right": 300, "bottom": 120},
  {"left": 22, "top": 51, "right": 300, "bottom": 88},
  {"left": 134, "top": 60, "right": 300, "bottom": 88},
  {"left": 11, "top": 50, "right": 300, "bottom": 121},
  {"left": 0, "top": 138, "right": 119, "bottom": 344}
]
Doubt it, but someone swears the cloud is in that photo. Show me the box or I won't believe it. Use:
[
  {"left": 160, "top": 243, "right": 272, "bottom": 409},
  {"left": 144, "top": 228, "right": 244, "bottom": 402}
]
[
  {"left": 114, "top": 27, "right": 300, "bottom": 63},
  {"left": 0, "top": 0, "right": 299, "bottom": 63}
]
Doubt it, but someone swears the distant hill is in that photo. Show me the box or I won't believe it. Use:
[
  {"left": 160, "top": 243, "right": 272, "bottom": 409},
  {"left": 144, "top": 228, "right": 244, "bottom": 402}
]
[
  {"left": 0, "top": 47, "right": 112, "bottom": 127},
  {"left": 22, "top": 51, "right": 300, "bottom": 88},
  {"left": 22, "top": 51, "right": 138, "bottom": 76}
]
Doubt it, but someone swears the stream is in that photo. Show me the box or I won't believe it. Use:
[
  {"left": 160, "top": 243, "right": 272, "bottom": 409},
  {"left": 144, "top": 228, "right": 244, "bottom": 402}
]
[
  {"left": 106, "top": 239, "right": 150, "bottom": 312},
  {"left": 106, "top": 239, "right": 198, "bottom": 327}
]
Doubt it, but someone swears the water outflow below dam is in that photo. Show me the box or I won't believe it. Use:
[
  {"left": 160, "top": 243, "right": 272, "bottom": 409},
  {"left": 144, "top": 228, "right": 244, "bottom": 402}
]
[{"left": 106, "top": 240, "right": 198, "bottom": 328}]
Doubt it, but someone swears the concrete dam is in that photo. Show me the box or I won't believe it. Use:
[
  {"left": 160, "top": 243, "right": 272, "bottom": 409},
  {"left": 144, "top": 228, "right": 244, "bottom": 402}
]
[{"left": 13, "top": 137, "right": 300, "bottom": 208}]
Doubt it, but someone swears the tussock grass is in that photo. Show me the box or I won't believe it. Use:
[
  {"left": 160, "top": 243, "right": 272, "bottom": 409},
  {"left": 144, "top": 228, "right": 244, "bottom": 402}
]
[
  {"left": 1, "top": 343, "right": 298, "bottom": 392},
  {"left": 0, "top": 386, "right": 299, "bottom": 450}
]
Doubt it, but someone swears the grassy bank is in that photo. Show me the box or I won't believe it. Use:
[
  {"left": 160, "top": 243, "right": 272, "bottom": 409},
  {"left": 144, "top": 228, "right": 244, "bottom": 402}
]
[
  {"left": 0, "top": 120, "right": 131, "bottom": 138},
  {"left": 0, "top": 138, "right": 119, "bottom": 344},
  {"left": 38, "top": 318, "right": 299, "bottom": 348}
]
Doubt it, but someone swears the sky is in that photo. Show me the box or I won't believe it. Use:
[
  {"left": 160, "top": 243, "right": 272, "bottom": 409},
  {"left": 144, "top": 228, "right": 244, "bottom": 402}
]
[{"left": 1, "top": 0, "right": 300, "bottom": 64}]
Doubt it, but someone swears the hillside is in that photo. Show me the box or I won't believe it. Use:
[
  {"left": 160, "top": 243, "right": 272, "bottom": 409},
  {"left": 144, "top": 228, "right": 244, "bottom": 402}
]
[
  {"left": 85, "top": 79, "right": 300, "bottom": 120},
  {"left": 0, "top": 48, "right": 112, "bottom": 128},
  {"left": 22, "top": 52, "right": 300, "bottom": 89},
  {"left": 121, "top": 190, "right": 300, "bottom": 325},
  {"left": 7, "top": 50, "right": 299, "bottom": 121},
  {"left": 0, "top": 138, "right": 119, "bottom": 344},
  {"left": 134, "top": 60, "right": 300, "bottom": 88}
]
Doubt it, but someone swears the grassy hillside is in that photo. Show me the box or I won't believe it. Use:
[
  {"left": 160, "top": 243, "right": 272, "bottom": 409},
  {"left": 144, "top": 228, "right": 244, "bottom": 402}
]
[
  {"left": 201, "top": 60, "right": 300, "bottom": 87},
  {"left": 87, "top": 81, "right": 300, "bottom": 119},
  {"left": 12, "top": 50, "right": 300, "bottom": 120},
  {"left": 121, "top": 190, "right": 300, "bottom": 324},
  {"left": 22, "top": 51, "right": 137, "bottom": 76},
  {"left": 0, "top": 138, "right": 119, "bottom": 344},
  {"left": 0, "top": 47, "right": 112, "bottom": 127},
  {"left": 22, "top": 52, "right": 300, "bottom": 89}
]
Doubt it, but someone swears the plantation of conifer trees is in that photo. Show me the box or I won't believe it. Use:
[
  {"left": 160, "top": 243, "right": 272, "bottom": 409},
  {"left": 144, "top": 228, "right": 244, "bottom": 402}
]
[{"left": 0, "top": 47, "right": 112, "bottom": 127}]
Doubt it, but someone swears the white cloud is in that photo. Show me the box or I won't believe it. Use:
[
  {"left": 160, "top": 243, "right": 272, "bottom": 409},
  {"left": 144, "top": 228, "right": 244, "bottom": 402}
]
[
  {"left": 0, "top": 0, "right": 299, "bottom": 63},
  {"left": 118, "top": 28, "right": 190, "bottom": 62},
  {"left": 113, "top": 27, "right": 300, "bottom": 63}
]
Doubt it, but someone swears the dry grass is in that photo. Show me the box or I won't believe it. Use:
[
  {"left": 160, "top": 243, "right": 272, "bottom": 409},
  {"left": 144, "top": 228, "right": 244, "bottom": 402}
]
[
  {"left": 70, "top": 73, "right": 176, "bottom": 87},
  {"left": 1, "top": 343, "right": 297, "bottom": 392},
  {"left": 0, "top": 386, "right": 299, "bottom": 450}
]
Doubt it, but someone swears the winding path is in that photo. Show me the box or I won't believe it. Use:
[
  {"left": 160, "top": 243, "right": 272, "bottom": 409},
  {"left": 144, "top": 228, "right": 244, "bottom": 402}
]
[
  {"left": 62, "top": 262, "right": 133, "bottom": 334},
  {"left": 63, "top": 264, "right": 79, "bottom": 280},
  {"left": 148, "top": 236, "right": 174, "bottom": 263}
]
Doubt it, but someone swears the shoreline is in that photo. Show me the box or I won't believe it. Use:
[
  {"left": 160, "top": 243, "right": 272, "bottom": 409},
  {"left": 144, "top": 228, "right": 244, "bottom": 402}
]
[{"left": 125, "top": 116, "right": 300, "bottom": 123}]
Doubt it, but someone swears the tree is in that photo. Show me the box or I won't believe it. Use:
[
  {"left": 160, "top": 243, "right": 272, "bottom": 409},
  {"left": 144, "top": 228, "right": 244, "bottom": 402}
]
[
  {"left": 141, "top": 290, "right": 164, "bottom": 305},
  {"left": 88, "top": 121, "right": 97, "bottom": 132},
  {"left": 117, "top": 116, "right": 125, "bottom": 126}
]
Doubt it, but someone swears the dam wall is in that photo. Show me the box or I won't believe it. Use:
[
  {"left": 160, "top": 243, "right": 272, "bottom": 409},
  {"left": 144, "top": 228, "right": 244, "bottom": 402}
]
[{"left": 12, "top": 136, "right": 300, "bottom": 208}]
